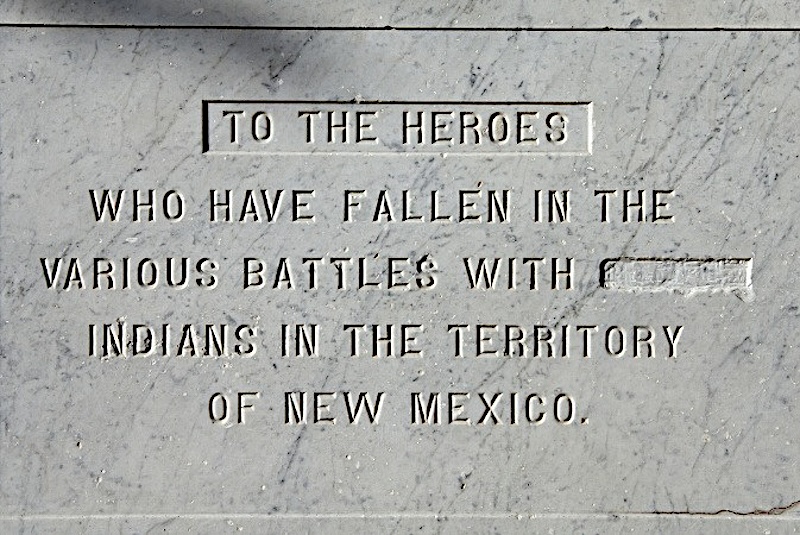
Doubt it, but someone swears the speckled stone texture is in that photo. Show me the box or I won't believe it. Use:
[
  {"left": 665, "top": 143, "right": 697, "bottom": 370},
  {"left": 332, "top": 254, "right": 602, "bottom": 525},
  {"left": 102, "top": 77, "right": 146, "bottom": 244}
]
[{"left": 0, "top": 6, "right": 799, "bottom": 534}]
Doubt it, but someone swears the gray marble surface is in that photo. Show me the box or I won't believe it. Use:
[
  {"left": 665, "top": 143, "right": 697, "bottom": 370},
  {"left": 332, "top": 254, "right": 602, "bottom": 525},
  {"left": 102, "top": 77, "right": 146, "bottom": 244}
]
[{"left": 0, "top": 22, "right": 798, "bottom": 535}]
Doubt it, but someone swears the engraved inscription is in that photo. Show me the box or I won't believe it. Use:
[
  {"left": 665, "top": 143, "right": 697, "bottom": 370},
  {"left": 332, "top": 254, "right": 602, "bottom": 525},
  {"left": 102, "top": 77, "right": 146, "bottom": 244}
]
[
  {"left": 6, "top": 24, "right": 800, "bottom": 531},
  {"left": 203, "top": 100, "right": 592, "bottom": 154}
]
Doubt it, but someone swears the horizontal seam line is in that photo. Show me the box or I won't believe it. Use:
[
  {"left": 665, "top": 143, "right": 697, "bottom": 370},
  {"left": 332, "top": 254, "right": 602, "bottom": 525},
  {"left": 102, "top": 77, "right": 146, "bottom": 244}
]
[
  {"left": 0, "top": 23, "right": 799, "bottom": 31},
  {"left": 0, "top": 513, "right": 798, "bottom": 519}
]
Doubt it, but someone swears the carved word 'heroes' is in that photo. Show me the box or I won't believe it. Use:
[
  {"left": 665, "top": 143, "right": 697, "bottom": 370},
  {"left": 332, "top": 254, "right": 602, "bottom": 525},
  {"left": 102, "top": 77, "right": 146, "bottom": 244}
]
[{"left": 203, "top": 101, "right": 593, "bottom": 154}]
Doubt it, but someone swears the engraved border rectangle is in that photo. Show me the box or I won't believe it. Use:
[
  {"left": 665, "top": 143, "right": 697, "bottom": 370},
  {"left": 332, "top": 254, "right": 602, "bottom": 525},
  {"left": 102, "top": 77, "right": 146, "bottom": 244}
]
[{"left": 202, "top": 99, "right": 593, "bottom": 155}]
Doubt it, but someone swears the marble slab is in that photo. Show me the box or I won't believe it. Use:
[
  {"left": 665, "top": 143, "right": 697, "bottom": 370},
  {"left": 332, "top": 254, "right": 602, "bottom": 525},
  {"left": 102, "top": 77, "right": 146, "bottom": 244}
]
[{"left": 1, "top": 26, "right": 799, "bottom": 533}]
